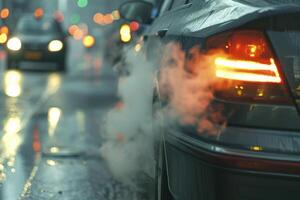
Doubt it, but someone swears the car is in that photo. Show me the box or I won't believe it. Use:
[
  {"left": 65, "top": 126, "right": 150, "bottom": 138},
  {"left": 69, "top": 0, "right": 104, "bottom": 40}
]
[
  {"left": 6, "top": 14, "right": 68, "bottom": 71},
  {"left": 120, "top": 0, "right": 300, "bottom": 199},
  {"left": 110, "top": 0, "right": 162, "bottom": 76}
]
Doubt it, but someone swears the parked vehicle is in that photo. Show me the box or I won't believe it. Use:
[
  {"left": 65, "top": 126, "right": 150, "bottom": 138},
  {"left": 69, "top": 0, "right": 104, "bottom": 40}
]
[
  {"left": 120, "top": 0, "right": 300, "bottom": 199},
  {"left": 6, "top": 14, "right": 68, "bottom": 71}
]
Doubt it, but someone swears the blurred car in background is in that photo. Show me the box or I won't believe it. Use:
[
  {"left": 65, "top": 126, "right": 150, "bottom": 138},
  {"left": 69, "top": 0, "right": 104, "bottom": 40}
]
[
  {"left": 121, "top": 0, "right": 300, "bottom": 200},
  {"left": 6, "top": 14, "right": 68, "bottom": 71},
  {"left": 106, "top": 0, "right": 161, "bottom": 76}
]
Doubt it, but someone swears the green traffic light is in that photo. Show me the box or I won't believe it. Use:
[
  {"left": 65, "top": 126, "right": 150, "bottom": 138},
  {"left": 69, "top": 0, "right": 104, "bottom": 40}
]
[{"left": 77, "top": 0, "right": 88, "bottom": 8}]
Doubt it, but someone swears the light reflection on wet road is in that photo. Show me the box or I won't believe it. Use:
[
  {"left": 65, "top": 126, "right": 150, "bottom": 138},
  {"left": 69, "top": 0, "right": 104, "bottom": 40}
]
[{"left": 0, "top": 46, "right": 152, "bottom": 199}]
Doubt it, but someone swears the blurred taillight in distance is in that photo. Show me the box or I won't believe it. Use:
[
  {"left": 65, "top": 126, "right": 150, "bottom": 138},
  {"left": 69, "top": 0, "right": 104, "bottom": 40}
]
[
  {"left": 120, "top": 24, "right": 131, "bottom": 43},
  {"left": 34, "top": 8, "right": 44, "bottom": 19},
  {"left": 68, "top": 25, "right": 78, "bottom": 36},
  {"left": 130, "top": 21, "right": 140, "bottom": 32},
  {"left": 93, "top": 13, "right": 104, "bottom": 25},
  {"left": 207, "top": 30, "right": 291, "bottom": 104},
  {"left": 0, "top": 8, "right": 9, "bottom": 19}
]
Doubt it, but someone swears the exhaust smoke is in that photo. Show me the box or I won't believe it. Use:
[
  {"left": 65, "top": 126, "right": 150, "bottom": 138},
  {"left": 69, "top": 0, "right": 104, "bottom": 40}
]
[{"left": 101, "top": 41, "right": 226, "bottom": 188}]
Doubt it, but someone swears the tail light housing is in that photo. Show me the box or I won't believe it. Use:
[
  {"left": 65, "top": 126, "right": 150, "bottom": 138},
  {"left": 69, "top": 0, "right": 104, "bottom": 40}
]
[{"left": 207, "top": 30, "right": 291, "bottom": 104}]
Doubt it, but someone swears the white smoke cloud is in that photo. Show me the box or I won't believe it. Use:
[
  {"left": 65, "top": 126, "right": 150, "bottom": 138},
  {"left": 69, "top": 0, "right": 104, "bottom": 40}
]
[
  {"left": 158, "top": 42, "right": 226, "bottom": 135},
  {"left": 101, "top": 48, "right": 156, "bottom": 187},
  {"left": 101, "top": 41, "right": 226, "bottom": 188}
]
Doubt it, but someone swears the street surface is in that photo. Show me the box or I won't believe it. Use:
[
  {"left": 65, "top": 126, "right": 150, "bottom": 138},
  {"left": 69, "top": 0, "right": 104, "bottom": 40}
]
[{"left": 0, "top": 40, "right": 152, "bottom": 200}]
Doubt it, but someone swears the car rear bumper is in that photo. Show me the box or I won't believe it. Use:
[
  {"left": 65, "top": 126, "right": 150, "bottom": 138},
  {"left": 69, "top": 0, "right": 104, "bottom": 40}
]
[{"left": 165, "top": 127, "right": 300, "bottom": 200}]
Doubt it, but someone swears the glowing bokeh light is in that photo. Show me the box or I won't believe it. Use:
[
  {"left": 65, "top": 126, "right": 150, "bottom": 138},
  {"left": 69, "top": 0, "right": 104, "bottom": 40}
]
[
  {"left": 112, "top": 10, "right": 120, "bottom": 20},
  {"left": 4, "top": 70, "right": 22, "bottom": 97},
  {"left": 0, "top": 8, "right": 9, "bottom": 19},
  {"left": 46, "top": 73, "right": 61, "bottom": 94},
  {"left": 77, "top": 0, "right": 88, "bottom": 8},
  {"left": 103, "top": 14, "right": 114, "bottom": 25},
  {"left": 134, "top": 44, "right": 142, "bottom": 52},
  {"left": 0, "top": 26, "right": 9, "bottom": 35},
  {"left": 93, "top": 13, "right": 104, "bottom": 24},
  {"left": 83, "top": 35, "right": 95, "bottom": 48},
  {"left": 130, "top": 21, "right": 140, "bottom": 32},
  {"left": 2, "top": 116, "right": 22, "bottom": 159},
  {"left": 68, "top": 25, "right": 78, "bottom": 35},
  {"left": 48, "top": 107, "right": 62, "bottom": 137},
  {"left": 73, "top": 29, "right": 84, "bottom": 40},
  {"left": 120, "top": 24, "right": 131, "bottom": 43},
  {"left": 34, "top": 8, "right": 44, "bottom": 19},
  {"left": 0, "top": 33, "right": 7, "bottom": 44}
]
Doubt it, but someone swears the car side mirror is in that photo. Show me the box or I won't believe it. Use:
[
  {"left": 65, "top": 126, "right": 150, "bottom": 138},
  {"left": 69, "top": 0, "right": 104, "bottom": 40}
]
[{"left": 119, "top": 0, "right": 154, "bottom": 25}]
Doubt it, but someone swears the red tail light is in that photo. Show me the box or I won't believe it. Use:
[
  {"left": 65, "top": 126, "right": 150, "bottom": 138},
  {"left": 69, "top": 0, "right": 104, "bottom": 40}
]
[
  {"left": 215, "top": 58, "right": 281, "bottom": 83},
  {"left": 207, "top": 30, "right": 291, "bottom": 104}
]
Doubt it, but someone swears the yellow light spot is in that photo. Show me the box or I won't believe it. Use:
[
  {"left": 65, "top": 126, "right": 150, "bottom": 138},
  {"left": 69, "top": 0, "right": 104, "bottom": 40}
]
[
  {"left": 46, "top": 73, "right": 61, "bottom": 94},
  {"left": 0, "top": 33, "right": 7, "bottom": 44},
  {"left": 48, "top": 107, "right": 61, "bottom": 137},
  {"left": 235, "top": 85, "right": 244, "bottom": 96},
  {"left": 120, "top": 24, "right": 131, "bottom": 43},
  {"left": 134, "top": 44, "right": 142, "bottom": 52},
  {"left": 2, "top": 117, "right": 22, "bottom": 160},
  {"left": 46, "top": 160, "right": 56, "bottom": 166},
  {"left": 83, "top": 35, "right": 95, "bottom": 48},
  {"left": 4, "top": 117, "right": 21, "bottom": 133},
  {"left": 50, "top": 147, "right": 60, "bottom": 153},
  {"left": 112, "top": 10, "right": 120, "bottom": 20},
  {"left": 0, "top": 172, "right": 6, "bottom": 183},
  {"left": 248, "top": 45, "right": 257, "bottom": 57},
  {"left": 250, "top": 146, "right": 263, "bottom": 151},
  {"left": 4, "top": 70, "right": 23, "bottom": 97},
  {"left": 257, "top": 88, "right": 264, "bottom": 97},
  {"left": 0, "top": 164, "right": 4, "bottom": 171}
]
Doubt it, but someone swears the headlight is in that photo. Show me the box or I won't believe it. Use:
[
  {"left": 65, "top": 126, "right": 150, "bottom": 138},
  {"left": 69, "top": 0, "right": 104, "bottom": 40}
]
[
  {"left": 48, "top": 40, "right": 63, "bottom": 52},
  {"left": 7, "top": 37, "right": 22, "bottom": 51}
]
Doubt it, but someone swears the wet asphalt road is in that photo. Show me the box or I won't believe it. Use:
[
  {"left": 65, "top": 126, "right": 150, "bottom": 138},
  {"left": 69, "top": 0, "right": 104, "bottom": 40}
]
[{"left": 0, "top": 42, "right": 153, "bottom": 199}]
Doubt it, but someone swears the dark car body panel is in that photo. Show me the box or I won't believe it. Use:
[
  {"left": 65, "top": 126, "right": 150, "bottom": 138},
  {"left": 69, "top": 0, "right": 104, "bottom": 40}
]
[
  {"left": 165, "top": 133, "right": 300, "bottom": 200},
  {"left": 8, "top": 33, "right": 67, "bottom": 63},
  {"left": 147, "top": 0, "right": 300, "bottom": 199},
  {"left": 146, "top": 0, "right": 300, "bottom": 37}
]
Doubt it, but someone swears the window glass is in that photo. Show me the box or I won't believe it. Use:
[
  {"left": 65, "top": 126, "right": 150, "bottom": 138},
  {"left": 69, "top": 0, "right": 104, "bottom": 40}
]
[{"left": 17, "top": 17, "right": 59, "bottom": 35}]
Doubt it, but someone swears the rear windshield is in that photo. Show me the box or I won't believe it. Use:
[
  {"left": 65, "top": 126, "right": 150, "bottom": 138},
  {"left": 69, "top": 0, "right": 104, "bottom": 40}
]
[{"left": 17, "top": 17, "right": 59, "bottom": 34}]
